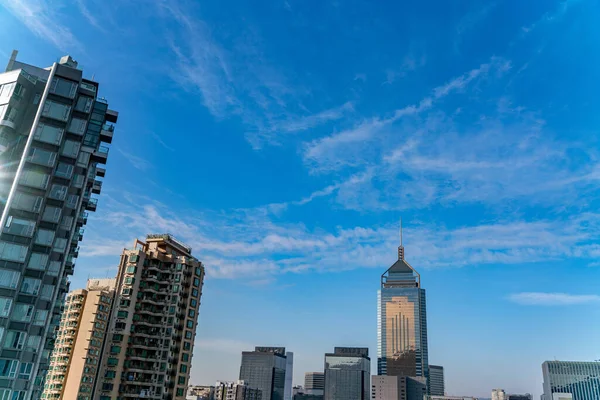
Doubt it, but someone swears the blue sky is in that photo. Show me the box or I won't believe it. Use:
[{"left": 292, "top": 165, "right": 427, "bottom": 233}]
[{"left": 2, "top": 0, "right": 600, "bottom": 397}]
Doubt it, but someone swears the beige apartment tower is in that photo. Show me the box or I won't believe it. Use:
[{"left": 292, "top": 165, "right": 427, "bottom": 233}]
[
  {"left": 42, "top": 279, "right": 116, "bottom": 400},
  {"left": 94, "top": 234, "right": 205, "bottom": 400}
]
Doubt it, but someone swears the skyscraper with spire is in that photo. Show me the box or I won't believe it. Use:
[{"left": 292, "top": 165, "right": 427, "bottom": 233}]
[{"left": 377, "top": 222, "right": 429, "bottom": 382}]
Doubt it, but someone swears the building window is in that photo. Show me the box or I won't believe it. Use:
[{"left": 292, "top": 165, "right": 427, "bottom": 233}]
[
  {"left": 181, "top": 353, "right": 189, "bottom": 362},
  {"left": 172, "top": 285, "right": 179, "bottom": 293},
  {"left": 124, "top": 277, "right": 134, "bottom": 285},
  {"left": 55, "top": 163, "right": 74, "bottom": 179},
  {"left": 28, "top": 147, "right": 57, "bottom": 167},
  {"left": 28, "top": 253, "right": 48, "bottom": 271},
  {"left": 20, "top": 278, "right": 41, "bottom": 295},
  {"left": 107, "top": 358, "right": 118, "bottom": 366},
  {"left": 110, "top": 346, "right": 121, "bottom": 354},
  {"left": 176, "top": 388, "right": 184, "bottom": 397},
  {"left": 34, "top": 123, "right": 64, "bottom": 145},
  {"left": 104, "top": 370, "right": 116, "bottom": 379},
  {"left": 10, "top": 391, "right": 24, "bottom": 400},
  {"left": 193, "top": 277, "right": 200, "bottom": 287},
  {"left": 125, "top": 266, "right": 136, "bottom": 274},
  {"left": 18, "top": 363, "right": 32, "bottom": 379},
  {"left": 35, "top": 229, "right": 55, "bottom": 246},
  {"left": 0, "top": 389, "right": 10, "bottom": 400},
  {"left": 117, "top": 311, "right": 128, "bottom": 318},
  {"left": 10, "top": 304, "right": 33, "bottom": 322},
  {"left": 53, "top": 238, "right": 67, "bottom": 252},
  {"left": 12, "top": 192, "right": 43, "bottom": 213},
  {"left": 49, "top": 77, "right": 78, "bottom": 98},
  {"left": 0, "top": 298, "right": 12, "bottom": 318},
  {"left": 190, "top": 299, "right": 197, "bottom": 308},
  {"left": 75, "top": 96, "right": 93, "bottom": 113},
  {"left": 185, "top": 331, "right": 192, "bottom": 339},
  {"left": 40, "top": 284, "right": 54, "bottom": 300},
  {"left": 3, "top": 331, "right": 26, "bottom": 350},
  {"left": 47, "top": 261, "right": 61, "bottom": 276},
  {"left": 186, "top": 320, "right": 193, "bottom": 329},
  {"left": 19, "top": 170, "right": 49, "bottom": 189},
  {"left": 67, "top": 118, "right": 87, "bottom": 135},
  {"left": 61, "top": 140, "right": 81, "bottom": 158},
  {"left": 188, "top": 309, "right": 195, "bottom": 318},
  {"left": 25, "top": 335, "right": 41, "bottom": 352},
  {"left": 192, "top": 289, "right": 198, "bottom": 298},
  {"left": 4, "top": 216, "right": 36, "bottom": 237},
  {"left": 122, "top": 288, "right": 131, "bottom": 295},
  {"left": 42, "top": 206, "right": 62, "bottom": 223},
  {"left": 183, "top": 342, "right": 191, "bottom": 351},
  {"left": 42, "top": 100, "right": 71, "bottom": 121},
  {"left": 178, "top": 376, "right": 186, "bottom": 385},
  {"left": 195, "top": 267, "right": 202, "bottom": 276},
  {"left": 0, "top": 269, "right": 20, "bottom": 288},
  {"left": 33, "top": 310, "right": 48, "bottom": 326}
]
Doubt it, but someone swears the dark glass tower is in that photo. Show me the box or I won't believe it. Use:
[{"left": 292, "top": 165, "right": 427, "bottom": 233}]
[
  {"left": 240, "top": 347, "right": 287, "bottom": 400},
  {"left": 377, "top": 233, "right": 429, "bottom": 381},
  {"left": 323, "top": 347, "right": 370, "bottom": 400}
]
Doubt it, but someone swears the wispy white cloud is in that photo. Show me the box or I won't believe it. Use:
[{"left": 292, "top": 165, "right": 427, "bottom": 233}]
[
  {"left": 74, "top": 0, "right": 104, "bottom": 32},
  {"left": 454, "top": 2, "right": 498, "bottom": 52},
  {"left": 149, "top": 132, "right": 175, "bottom": 152},
  {"left": 508, "top": 292, "right": 600, "bottom": 306},
  {"left": 117, "top": 149, "right": 152, "bottom": 171},
  {"left": 0, "top": 0, "right": 81, "bottom": 51}
]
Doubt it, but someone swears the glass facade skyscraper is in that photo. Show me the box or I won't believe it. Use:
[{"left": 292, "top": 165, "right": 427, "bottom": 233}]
[
  {"left": 323, "top": 347, "right": 370, "bottom": 400},
  {"left": 0, "top": 51, "right": 117, "bottom": 400},
  {"left": 377, "top": 241, "right": 428, "bottom": 380},
  {"left": 240, "top": 347, "right": 288, "bottom": 400},
  {"left": 542, "top": 361, "right": 600, "bottom": 400},
  {"left": 429, "top": 365, "right": 444, "bottom": 396}
]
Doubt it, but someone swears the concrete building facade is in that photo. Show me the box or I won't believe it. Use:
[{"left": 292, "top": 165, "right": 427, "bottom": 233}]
[
  {"left": 0, "top": 50, "right": 117, "bottom": 400},
  {"left": 213, "top": 381, "right": 262, "bottom": 400},
  {"left": 429, "top": 365, "right": 444, "bottom": 396},
  {"left": 324, "top": 347, "right": 370, "bottom": 400},
  {"left": 371, "top": 375, "right": 426, "bottom": 400},
  {"left": 41, "top": 279, "right": 115, "bottom": 400},
  {"left": 240, "top": 347, "right": 288, "bottom": 400},
  {"left": 93, "top": 234, "right": 205, "bottom": 400},
  {"left": 304, "top": 373, "right": 324, "bottom": 396}
]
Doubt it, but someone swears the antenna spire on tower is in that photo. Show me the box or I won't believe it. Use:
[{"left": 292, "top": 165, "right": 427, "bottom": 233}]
[{"left": 398, "top": 217, "right": 405, "bottom": 260}]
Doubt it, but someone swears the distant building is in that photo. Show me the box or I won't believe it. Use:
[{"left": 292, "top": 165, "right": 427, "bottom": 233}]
[
  {"left": 429, "top": 365, "right": 445, "bottom": 396},
  {"left": 377, "top": 234, "right": 429, "bottom": 380},
  {"left": 324, "top": 347, "right": 370, "bottom": 400},
  {"left": 240, "top": 347, "right": 288, "bottom": 400},
  {"left": 371, "top": 375, "right": 426, "bottom": 400},
  {"left": 424, "top": 397, "right": 478, "bottom": 400},
  {"left": 285, "top": 352, "right": 294, "bottom": 400},
  {"left": 304, "top": 372, "right": 324, "bottom": 395},
  {"left": 507, "top": 394, "right": 532, "bottom": 400},
  {"left": 293, "top": 394, "right": 323, "bottom": 400},
  {"left": 542, "top": 361, "right": 600, "bottom": 400},
  {"left": 187, "top": 385, "right": 215, "bottom": 400},
  {"left": 492, "top": 389, "right": 506, "bottom": 400},
  {"left": 213, "top": 381, "right": 262, "bottom": 400},
  {"left": 550, "top": 395, "right": 573, "bottom": 400},
  {"left": 42, "top": 279, "right": 115, "bottom": 400}
]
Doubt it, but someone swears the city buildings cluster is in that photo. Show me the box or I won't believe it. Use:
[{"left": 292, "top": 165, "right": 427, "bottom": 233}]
[{"left": 1, "top": 51, "right": 598, "bottom": 400}]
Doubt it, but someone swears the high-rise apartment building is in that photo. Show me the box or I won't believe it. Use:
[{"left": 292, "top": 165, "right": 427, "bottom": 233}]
[
  {"left": 42, "top": 279, "right": 116, "bottom": 400},
  {"left": 240, "top": 347, "right": 288, "bottom": 400},
  {"left": 377, "top": 235, "right": 428, "bottom": 380},
  {"left": 492, "top": 389, "right": 506, "bottom": 400},
  {"left": 93, "top": 234, "right": 205, "bottom": 400},
  {"left": 542, "top": 361, "right": 600, "bottom": 400},
  {"left": 213, "top": 381, "right": 262, "bottom": 400},
  {"left": 323, "top": 347, "right": 370, "bottom": 400},
  {"left": 284, "top": 352, "right": 294, "bottom": 400},
  {"left": 429, "top": 365, "right": 444, "bottom": 396},
  {"left": 304, "top": 372, "right": 324, "bottom": 395},
  {"left": 0, "top": 51, "right": 117, "bottom": 399}
]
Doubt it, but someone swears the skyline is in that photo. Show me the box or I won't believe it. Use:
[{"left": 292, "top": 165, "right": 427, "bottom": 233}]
[{"left": 2, "top": 0, "right": 600, "bottom": 398}]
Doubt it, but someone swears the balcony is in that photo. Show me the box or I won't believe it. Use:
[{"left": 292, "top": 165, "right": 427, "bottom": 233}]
[
  {"left": 85, "top": 198, "right": 98, "bottom": 212},
  {"left": 100, "top": 124, "right": 114, "bottom": 143},
  {"left": 91, "top": 145, "right": 109, "bottom": 163},
  {"left": 92, "top": 180, "right": 103, "bottom": 194},
  {"left": 96, "top": 167, "right": 106, "bottom": 177},
  {"left": 78, "top": 212, "right": 88, "bottom": 225}
]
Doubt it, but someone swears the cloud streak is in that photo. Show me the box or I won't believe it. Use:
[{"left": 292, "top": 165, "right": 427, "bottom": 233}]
[{"left": 508, "top": 292, "right": 600, "bottom": 306}]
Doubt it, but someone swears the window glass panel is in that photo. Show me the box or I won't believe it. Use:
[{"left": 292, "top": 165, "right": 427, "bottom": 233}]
[
  {"left": 67, "top": 118, "right": 87, "bottom": 135},
  {"left": 12, "top": 192, "right": 43, "bottom": 213},
  {"left": 40, "top": 285, "right": 54, "bottom": 300},
  {"left": 0, "top": 242, "right": 28, "bottom": 263},
  {"left": 19, "top": 170, "right": 49, "bottom": 189},
  {"left": 27, "top": 253, "right": 48, "bottom": 271},
  {"left": 75, "top": 96, "right": 93, "bottom": 113},
  {"left": 3, "top": 331, "right": 26, "bottom": 350},
  {"left": 18, "top": 363, "right": 32, "bottom": 379},
  {"left": 50, "top": 77, "right": 77, "bottom": 99},
  {"left": 0, "top": 298, "right": 12, "bottom": 317},
  {"left": 42, "top": 206, "right": 61, "bottom": 223},
  {"left": 55, "top": 163, "right": 74, "bottom": 179},
  {"left": 32, "top": 310, "right": 47, "bottom": 326},
  {"left": 72, "top": 174, "right": 84, "bottom": 188},
  {"left": 20, "top": 278, "right": 41, "bottom": 295},
  {"left": 25, "top": 336, "right": 40, "bottom": 352},
  {"left": 49, "top": 184, "right": 68, "bottom": 200},
  {"left": 42, "top": 100, "right": 71, "bottom": 121},
  {"left": 47, "top": 261, "right": 61, "bottom": 276},
  {"left": 77, "top": 151, "right": 90, "bottom": 167},
  {"left": 35, "top": 229, "right": 55, "bottom": 246},
  {"left": 10, "top": 304, "right": 33, "bottom": 322},
  {"left": 28, "top": 148, "right": 56, "bottom": 167},
  {"left": 53, "top": 238, "right": 67, "bottom": 252},
  {"left": 34, "top": 123, "right": 63, "bottom": 145},
  {"left": 60, "top": 216, "right": 74, "bottom": 229},
  {"left": 61, "top": 140, "right": 80, "bottom": 158},
  {"left": 0, "top": 359, "right": 18, "bottom": 378},
  {"left": 4, "top": 216, "right": 35, "bottom": 237}
]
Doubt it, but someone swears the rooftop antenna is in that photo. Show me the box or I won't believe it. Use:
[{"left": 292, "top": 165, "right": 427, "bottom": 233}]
[{"left": 398, "top": 217, "right": 404, "bottom": 260}]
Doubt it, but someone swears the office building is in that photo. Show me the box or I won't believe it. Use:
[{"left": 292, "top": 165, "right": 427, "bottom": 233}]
[
  {"left": 424, "top": 397, "right": 478, "bottom": 400},
  {"left": 213, "top": 381, "right": 262, "bottom": 400},
  {"left": 549, "top": 395, "right": 572, "bottom": 400},
  {"left": 240, "top": 347, "right": 288, "bottom": 400},
  {"left": 371, "top": 376, "right": 426, "bottom": 400},
  {"left": 94, "top": 234, "right": 205, "bottom": 400},
  {"left": 492, "top": 389, "right": 506, "bottom": 400},
  {"left": 507, "top": 395, "right": 532, "bottom": 400},
  {"left": 0, "top": 50, "right": 117, "bottom": 399},
  {"left": 429, "top": 365, "right": 444, "bottom": 396},
  {"left": 377, "top": 231, "right": 428, "bottom": 380},
  {"left": 41, "top": 279, "right": 115, "bottom": 400},
  {"left": 542, "top": 361, "right": 600, "bottom": 400},
  {"left": 284, "top": 352, "right": 294, "bottom": 400},
  {"left": 293, "top": 395, "right": 323, "bottom": 400},
  {"left": 304, "top": 372, "right": 324, "bottom": 395},
  {"left": 324, "top": 347, "right": 370, "bottom": 400}
]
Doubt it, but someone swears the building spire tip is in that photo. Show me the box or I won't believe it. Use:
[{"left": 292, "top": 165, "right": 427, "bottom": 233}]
[{"left": 398, "top": 217, "right": 404, "bottom": 260}]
